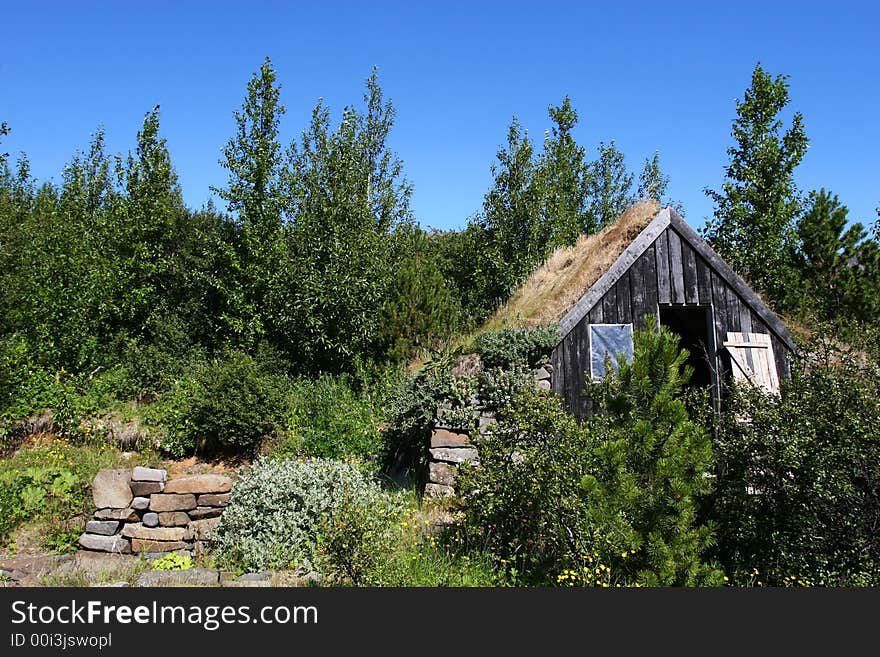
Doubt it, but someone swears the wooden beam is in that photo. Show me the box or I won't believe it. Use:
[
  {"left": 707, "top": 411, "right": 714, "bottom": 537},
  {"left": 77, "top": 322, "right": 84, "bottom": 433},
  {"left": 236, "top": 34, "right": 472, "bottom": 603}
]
[
  {"left": 668, "top": 210, "right": 797, "bottom": 353},
  {"left": 558, "top": 208, "right": 671, "bottom": 338}
]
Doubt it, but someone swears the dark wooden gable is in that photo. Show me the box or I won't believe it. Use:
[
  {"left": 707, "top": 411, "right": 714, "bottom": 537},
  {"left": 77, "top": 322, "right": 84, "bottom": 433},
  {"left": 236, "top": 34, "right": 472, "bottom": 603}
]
[{"left": 550, "top": 208, "right": 797, "bottom": 418}]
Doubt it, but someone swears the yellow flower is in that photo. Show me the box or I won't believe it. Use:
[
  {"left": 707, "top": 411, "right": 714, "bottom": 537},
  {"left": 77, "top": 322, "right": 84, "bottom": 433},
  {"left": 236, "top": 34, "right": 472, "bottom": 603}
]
[{"left": 621, "top": 552, "right": 628, "bottom": 558}]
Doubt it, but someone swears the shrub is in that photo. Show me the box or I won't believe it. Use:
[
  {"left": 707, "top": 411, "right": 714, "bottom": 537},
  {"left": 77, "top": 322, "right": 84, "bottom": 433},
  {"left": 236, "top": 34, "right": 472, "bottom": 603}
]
[
  {"left": 710, "top": 337, "right": 880, "bottom": 586},
  {"left": 278, "top": 375, "right": 383, "bottom": 466},
  {"left": 152, "top": 552, "right": 194, "bottom": 571},
  {"left": 0, "top": 438, "right": 121, "bottom": 546},
  {"left": 214, "top": 457, "right": 396, "bottom": 573},
  {"left": 149, "top": 351, "right": 289, "bottom": 458},
  {"left": 316, "top": 487, "right": 409, "bottom": 585},
  {"left": 457, "top": 325, "right": 723, "bottom": 586},
  {"left": 473, "top": 325, "right": 559, "bottom": 369}
]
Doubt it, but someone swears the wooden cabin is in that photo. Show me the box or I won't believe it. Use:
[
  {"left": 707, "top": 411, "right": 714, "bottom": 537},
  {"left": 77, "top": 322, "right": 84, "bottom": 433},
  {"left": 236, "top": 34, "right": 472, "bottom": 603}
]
[{"left": 547, "top": 206, "right": 797, "bottom": 418}]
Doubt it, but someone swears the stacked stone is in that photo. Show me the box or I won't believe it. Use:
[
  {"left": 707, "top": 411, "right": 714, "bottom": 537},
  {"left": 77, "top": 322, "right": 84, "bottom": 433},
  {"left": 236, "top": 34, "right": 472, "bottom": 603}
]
[
  {"left": 425, "top": 426, "right": 479, "bottom": 498},
  {"left": 78, "top": 468, "right": 233, "bottom": 557},
  {"left": 423, "top": 363, "right": 551, "bottom": 499}
]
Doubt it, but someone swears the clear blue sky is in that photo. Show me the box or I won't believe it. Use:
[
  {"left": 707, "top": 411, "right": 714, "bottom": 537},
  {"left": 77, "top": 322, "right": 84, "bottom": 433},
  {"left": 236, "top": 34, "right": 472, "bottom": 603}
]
[{"left": 2, "top": 1, "right": 878, "bottom": 232}]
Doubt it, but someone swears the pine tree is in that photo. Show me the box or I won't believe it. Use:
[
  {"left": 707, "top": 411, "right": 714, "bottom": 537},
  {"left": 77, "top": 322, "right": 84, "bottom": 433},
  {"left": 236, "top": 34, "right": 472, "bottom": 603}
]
[
  {"left": 586, "top": 140, "right": 633, "bottom": 229},
  {"left": 704, "top": 63, "right": 808, "bottom": 306},
  {"left": 793, "top": 189, "right": 880, "bottom": 323},
  {"left": 585, "top": 325, "right": 721, "bottom": 585}
]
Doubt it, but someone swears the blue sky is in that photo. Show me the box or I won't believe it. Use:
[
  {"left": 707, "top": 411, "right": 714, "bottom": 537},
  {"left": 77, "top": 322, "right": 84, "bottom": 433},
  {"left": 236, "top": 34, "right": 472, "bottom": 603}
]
[{"left": 2, "top": 1, "right": 878, "bottom": 232}]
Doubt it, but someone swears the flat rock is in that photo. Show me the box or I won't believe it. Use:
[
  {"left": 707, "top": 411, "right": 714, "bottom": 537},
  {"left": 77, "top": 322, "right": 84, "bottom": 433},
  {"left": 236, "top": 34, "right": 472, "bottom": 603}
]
[
  {"left": 122, "top": 524, "right": 189, "bottom": 541},
  {"left": 534, "top": 366, "right": 552, "bottom": 381},
  {"left": 130, "top": 481, "right": 164, "bottom": 496},
  {"left": 84, "top": 520, "right": 120, "bottom": 536},
  {"left": 92, "top": 469, "right": 133, "bottom": 509},
  {"left": 197, "top": 493, "right": 230, "bottom": 507},
  {"left": 429, "top": 447, "right": 478, "bottom": 464},
  {"left": 536, "top": 378, "right": 551, "bottom": 391},
  {"left": 188, "top": 506, "right": 223, "bottom": 520},
  {"left": 131, "top": 497, "right": 150, "bottom": 510},
  {"left": 424, "top": 483, "right": 456, "bottom": 498},
  {"left": 149, "top": 494, "right": 196, "bottom": 512},
  {"left": 135, "top": 568, "right": 219, "bottom": 587},
  {"left": 94, "top": 508, "right": 137, "bottom": 522},
  {"left": 131, "top": 466, "right": 167, "bottom": 482},
  {"left": 131, "top": 539, "right": 190, "bottom": 553},
  {"left": 430, "top": 428, "right": 471, "bottom": 448},
  {"left": 78, "top": 533, "right": 131, "bottom": 554},
  {"left": 158, "top": 511, "right": 190, "bottom": 527},
  {"left": 428, "top": 462, "right": 456, "bottom": 487},
  {"left": 164, "top": 474, "right": 233, "bottom": 495},
  {"left": 142, "top": 512, "right": 159, "bottom": 528},
  {"left": 190, "top": 517, "right": 220, "bottom": 541}
]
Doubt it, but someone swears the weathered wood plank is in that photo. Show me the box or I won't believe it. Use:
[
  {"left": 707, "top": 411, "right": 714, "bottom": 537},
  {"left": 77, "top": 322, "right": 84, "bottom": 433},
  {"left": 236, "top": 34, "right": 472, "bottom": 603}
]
[
  {"left": 711, "top": 269, "right": 729, "bottom": 350},
  {"left": 589, "top": 303, "right": 603, "bottom": 324},
  {"left": 654, "top": 232, "right": 671, "bottom": 304},
  {"left": 564, "top": 331, "right": 579, "bottom": 413},
  {"left": 576, "top": 322, "right": 591, "bottom": 418},
  {"left": 557, "top": 209, "right": 672, "bottom": 337},
  {"left": 641, "top": 246, "right": 659, "bottom": 326},
  {"left": 738, "top": 294, "right": 753, "bottom": 334},
  {"left": 668, "top": 211, "right": 797, "bottom": 353},
  {"left": 696, "top": 255, "right": 712, "bottom": 305},
  {"left": 667, "top": 228, "right": 686, "bottom": 304},
  {"left": 629, "top": 251, "right": 647, "bottom": 330},
  {"left": 550, "top": 344, "right": 563, "bottom": 395},
  {"left": 725, "top": 285, "right": 742, "bottom": 332},
  {"left": 615, "top": 271, "right": 632, "bottom": 325},
  {"left": 602, "top": 285, "right": 618, "bottom": 324},
  {"left": 682, "top": 238, "right": 699, "bottom": 304}
]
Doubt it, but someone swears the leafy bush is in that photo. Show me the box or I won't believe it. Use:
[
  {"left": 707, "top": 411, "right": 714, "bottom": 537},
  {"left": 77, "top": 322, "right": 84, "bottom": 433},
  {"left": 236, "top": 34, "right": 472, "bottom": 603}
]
[
  {"left": 473, "top": 325, "right": 559, "bottom": 369},
  {"left": 457, "top": 325, "right": 722, "bottom": 586},
  {"left": 316, "top": 486, "right": 409, "bottom": 585},
  {"left": 710, "top": 337, "right": 880, "bottom": 586},
  {"left": 277, "top": 375, "right": 383, "bottom": 466},
  {"left": 149, "top": 351, "right": 289, "bottom": 458},
  {"left": 152, "top": 552, "right": 194, "bottom": 571},
  {"left": 214, "top": 457, "right": 398, "bottom": 573},
  {"left": 0, "top": 438, "right": 121, "bottom": 545}
]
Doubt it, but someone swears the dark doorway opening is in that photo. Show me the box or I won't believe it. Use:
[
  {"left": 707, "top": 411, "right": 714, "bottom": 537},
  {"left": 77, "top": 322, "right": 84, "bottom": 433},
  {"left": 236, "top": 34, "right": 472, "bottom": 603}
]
[{"left": 658, "top": 305, "right": 713, "bottom": 389}]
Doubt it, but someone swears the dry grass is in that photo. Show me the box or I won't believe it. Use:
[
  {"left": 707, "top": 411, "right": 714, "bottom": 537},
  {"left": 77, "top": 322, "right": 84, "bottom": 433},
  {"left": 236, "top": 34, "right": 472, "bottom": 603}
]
[{"left": 481, "top": 200, "right": 661, "bottom": 331}]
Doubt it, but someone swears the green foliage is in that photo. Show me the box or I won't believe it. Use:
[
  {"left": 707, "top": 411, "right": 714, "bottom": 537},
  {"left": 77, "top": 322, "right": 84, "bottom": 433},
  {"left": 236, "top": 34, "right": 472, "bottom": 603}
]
[
  {"left": 791, "top": 189, "right": 880, "bottom": 323},
  {"left": 378, "top": 227, "right": 464, "bottom": 363},
  {"left": 473, "top": 325, "right": 559, "bottom": 369},
  {"left": 0, "top": 438, "right": 120, "bottom": 545},
  {"left": 214, "top": 457, "right": 395, "bottom": 573},
  {"left": 149, "top": 351, "right": 289, "bottom": 458},
  {"left": 457, "top": 325, "right": 722, "bottom": 586},
  {"left": 316, "top": 486, "right": 409, "bottom": 585},
  {"left": 277, "top": 374, "right": 383, "bottom": 467},
  {"left": 711, "top": 333, "right": 880, "bottom": 586},
  {"left": 587, "top": 140, "right": 634, "bottom": 229},
  {"left": 152, "top": 552, "right": 194, "bottom": 571},
  {"left": 704, "top": 62, "right": 809, "bottom": 305}
]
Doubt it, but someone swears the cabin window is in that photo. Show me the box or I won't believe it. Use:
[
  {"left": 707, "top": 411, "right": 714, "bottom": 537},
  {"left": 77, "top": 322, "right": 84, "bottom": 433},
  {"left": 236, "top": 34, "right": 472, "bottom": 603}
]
[{"left": 589, "top": 323, "right": 634, "bottom": 381}]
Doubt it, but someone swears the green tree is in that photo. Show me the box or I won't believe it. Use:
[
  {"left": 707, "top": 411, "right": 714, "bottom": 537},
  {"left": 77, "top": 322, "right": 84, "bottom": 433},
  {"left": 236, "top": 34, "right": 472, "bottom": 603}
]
[
  {"left": 540, "top": 97, "right": 591, "bottom": 242},
  {"left": 471, "top": 119, "right": 545, "bottom": 306},
  {"left": 213, "top": 56, "right": 286, "bottom": 233},
  {"left": 792, "top": 189, "right": 880, "bottom": 323},
  {"left": 586, "top": 140, "right": 633, "bottom": 229},
  {"left": 704, "top": 63, "right": 809, "bottom": 306},
  {"left": 277, "top": 69, "right": 412, "bottom": 371},
  {"left": 212, "top": 57, "right": 288, "bottom": 348}
]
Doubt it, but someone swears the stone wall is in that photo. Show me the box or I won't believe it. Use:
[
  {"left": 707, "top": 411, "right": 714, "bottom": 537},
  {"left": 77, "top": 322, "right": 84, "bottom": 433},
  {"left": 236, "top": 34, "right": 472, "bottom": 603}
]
[
  {"left": 424, "top": 363, "right": 553, "bottom": 498},
  {"left": 78, "top": 467, "right": 232, "bottom": 557}
]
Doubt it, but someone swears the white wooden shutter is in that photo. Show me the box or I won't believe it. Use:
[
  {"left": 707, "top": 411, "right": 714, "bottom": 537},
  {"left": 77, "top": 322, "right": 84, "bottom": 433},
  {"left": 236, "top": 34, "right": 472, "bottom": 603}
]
[{"left": 723, "top": 332, "right": 780, "bottom": 395}]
